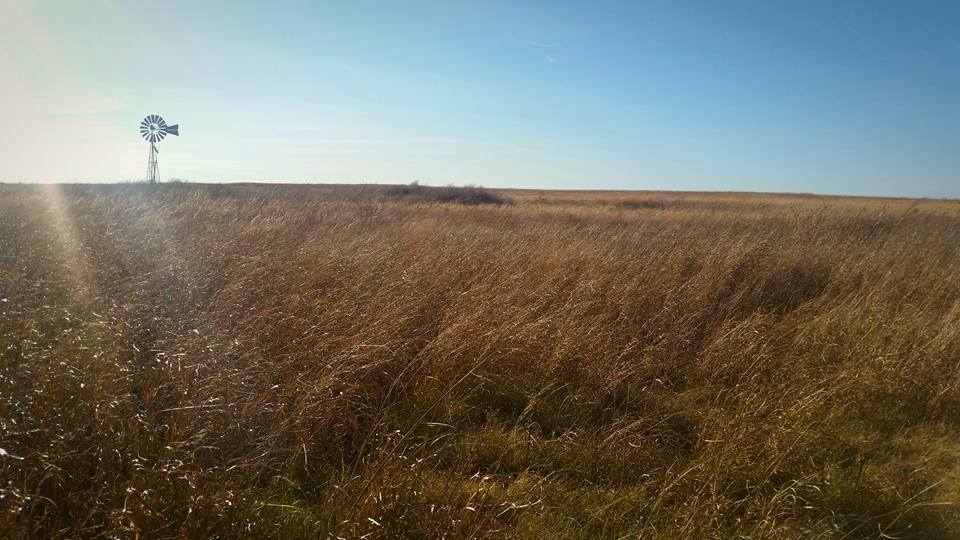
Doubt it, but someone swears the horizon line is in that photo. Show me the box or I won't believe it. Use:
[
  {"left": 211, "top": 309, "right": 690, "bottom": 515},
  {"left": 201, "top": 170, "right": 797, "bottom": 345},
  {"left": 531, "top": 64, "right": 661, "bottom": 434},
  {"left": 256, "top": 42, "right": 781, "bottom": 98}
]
[{"left": 2, "top": 180, "right": 958, "bottom": 202}]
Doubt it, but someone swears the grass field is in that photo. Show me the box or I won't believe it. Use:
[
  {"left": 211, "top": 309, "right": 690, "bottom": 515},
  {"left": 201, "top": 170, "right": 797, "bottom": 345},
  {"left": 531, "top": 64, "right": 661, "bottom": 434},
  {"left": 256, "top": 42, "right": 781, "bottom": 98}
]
[{"left": 2, "top": 183, "right": 959, "bottom": 538}]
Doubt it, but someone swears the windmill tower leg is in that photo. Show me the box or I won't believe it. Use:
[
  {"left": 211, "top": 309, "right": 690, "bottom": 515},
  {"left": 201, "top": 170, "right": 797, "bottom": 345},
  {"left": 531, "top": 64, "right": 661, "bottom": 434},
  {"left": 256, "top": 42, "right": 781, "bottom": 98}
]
[{"left": 147, "top": 142, "right": 159, "bottom": 183}]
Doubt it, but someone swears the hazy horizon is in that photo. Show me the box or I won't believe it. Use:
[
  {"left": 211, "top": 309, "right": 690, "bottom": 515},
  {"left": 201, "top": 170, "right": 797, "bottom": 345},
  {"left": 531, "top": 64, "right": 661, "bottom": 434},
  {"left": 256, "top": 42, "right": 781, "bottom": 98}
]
[{"left": 2, "top": 0, "right": 958, "bottom": 197}]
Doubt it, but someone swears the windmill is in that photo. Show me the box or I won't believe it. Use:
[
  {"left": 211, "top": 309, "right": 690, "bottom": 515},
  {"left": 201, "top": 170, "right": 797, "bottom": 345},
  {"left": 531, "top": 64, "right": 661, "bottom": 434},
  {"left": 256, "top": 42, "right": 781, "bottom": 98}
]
[{"left": 139, "top": 114, "right": 179, "bottom": 183}]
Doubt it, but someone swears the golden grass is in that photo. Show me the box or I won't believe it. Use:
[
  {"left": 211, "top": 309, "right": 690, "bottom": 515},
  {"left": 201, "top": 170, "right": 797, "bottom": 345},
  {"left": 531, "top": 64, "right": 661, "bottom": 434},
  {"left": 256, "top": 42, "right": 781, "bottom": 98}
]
[{"left": 1, "top": 183, "right": 959, "bottom": 538}]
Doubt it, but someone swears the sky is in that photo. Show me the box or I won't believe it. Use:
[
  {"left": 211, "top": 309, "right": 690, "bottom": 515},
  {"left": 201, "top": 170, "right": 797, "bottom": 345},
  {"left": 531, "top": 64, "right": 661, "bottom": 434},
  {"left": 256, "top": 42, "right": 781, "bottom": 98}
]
[{"left": 1, "top": 0, "right": 958, "bottom": 197}]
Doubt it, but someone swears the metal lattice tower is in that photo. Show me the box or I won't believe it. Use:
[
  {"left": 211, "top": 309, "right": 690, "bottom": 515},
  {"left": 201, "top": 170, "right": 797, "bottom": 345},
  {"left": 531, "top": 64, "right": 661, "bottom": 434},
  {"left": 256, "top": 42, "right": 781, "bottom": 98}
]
[
  {"left": 146, "top": 141, "right": 159, "bottom": 183},
  {"left": 139, "top": 114, "right": 179, "bottom": 183}
]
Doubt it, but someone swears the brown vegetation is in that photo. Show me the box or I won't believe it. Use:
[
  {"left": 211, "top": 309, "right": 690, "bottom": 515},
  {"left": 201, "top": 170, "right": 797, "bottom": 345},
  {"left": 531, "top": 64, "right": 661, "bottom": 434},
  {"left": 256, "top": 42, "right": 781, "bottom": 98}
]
[{"left": 1, "top": 183, "right": 959, "bottom": 538}]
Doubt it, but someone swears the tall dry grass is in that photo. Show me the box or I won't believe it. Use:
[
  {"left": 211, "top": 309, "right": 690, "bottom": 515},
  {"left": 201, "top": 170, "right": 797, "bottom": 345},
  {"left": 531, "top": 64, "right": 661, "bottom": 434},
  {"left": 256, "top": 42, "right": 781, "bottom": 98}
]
[{"left": 1, "top": 183, "right": 959, "bottom": 538}]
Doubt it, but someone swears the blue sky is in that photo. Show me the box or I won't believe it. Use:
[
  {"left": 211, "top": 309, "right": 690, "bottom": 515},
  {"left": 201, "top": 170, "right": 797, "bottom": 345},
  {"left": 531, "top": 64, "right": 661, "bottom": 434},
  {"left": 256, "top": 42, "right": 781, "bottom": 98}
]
[{"left": 1, "top": 0, "right": 958, "bottom": 197}]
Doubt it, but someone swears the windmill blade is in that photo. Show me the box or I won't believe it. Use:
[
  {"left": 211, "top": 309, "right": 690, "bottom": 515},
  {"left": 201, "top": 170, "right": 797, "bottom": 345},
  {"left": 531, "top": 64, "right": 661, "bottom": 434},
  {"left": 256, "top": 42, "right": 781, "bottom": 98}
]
[{"left": 164, "top": 124, "right": 179, "bottom": 136}]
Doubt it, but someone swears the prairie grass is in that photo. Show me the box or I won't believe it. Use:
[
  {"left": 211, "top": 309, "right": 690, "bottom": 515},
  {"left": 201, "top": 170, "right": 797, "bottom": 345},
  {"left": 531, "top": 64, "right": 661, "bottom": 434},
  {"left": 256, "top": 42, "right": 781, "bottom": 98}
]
[{"left": 1, "top": 183, "right": 959, "bottom": 538}]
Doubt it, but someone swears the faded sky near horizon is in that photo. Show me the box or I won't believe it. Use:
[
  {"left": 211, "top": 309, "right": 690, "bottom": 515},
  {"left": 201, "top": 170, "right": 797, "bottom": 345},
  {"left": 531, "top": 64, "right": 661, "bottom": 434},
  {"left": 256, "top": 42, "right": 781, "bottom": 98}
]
[{"left": 1, "top": 0, "right": 958, "bottom": 197}]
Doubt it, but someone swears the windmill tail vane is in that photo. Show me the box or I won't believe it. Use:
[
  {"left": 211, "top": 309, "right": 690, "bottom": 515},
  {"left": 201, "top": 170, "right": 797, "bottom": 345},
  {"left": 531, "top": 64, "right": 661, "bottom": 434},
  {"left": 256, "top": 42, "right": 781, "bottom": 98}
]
[{"left": 139, "top": 114, "right": 180, "bottom": 183}]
